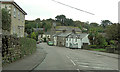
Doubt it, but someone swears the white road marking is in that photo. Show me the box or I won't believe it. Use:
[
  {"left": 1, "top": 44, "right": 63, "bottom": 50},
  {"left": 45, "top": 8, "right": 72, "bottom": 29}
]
[
  {"left": 66, "top": 55, "right": 70, "bottom": 59},
  {"left": 79, "top": 65, "right": 89, "bottom": 67},
  {"left": 76, "top": 69, "right": 80, "bottom": 72},
  {"left": 70, "top": 59, "right": 76, "bottom": 66}
]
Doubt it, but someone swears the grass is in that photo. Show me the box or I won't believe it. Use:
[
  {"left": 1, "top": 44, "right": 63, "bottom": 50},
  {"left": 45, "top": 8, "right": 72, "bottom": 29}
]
[
  {"left": 56, "top": 26, "right": 79, "bottom": 29},
  {"left": 91, "top": 48, "right": 106, "bottom": 52}
]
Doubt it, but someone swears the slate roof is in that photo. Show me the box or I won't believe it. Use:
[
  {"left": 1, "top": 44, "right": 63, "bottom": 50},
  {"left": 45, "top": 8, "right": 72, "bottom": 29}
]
[
  {"left": 56, "top": 26, "right": 81, "bottom": 32},
  {"left": 57, "top": 32, "right": 72, "bottom": 37},
  {"left": 1, "top": 0, "right": 27, "bottom": 15},
  {"left": 67, "top": 33, "right": 88, "bottom": 39}
]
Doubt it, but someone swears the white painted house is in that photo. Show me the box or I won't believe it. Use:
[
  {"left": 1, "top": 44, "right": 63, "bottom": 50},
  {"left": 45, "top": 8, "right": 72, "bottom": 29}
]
[
  {"left": 53, "top": 34, "right": 58, "bottom": 46},
  {"left": 66, "top": 33, "right": 90, "bottom": 48}
]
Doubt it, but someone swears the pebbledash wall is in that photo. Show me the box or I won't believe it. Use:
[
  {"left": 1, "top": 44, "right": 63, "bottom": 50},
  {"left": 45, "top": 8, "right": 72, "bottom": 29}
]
[{"left": 1, "top": 1, "right": 27, "bottom": 37}]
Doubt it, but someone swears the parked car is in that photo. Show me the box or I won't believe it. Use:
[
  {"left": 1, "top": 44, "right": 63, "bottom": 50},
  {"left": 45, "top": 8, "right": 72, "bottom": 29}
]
[
  {"left": 48, "top": 41, "right": 54, "bottom": 46},
  {"left": 39, "top": 40, "right": 42, "bottom": 43}
]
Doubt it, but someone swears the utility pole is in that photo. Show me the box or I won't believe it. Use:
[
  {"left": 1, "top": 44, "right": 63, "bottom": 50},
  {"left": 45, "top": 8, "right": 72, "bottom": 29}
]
[{"left": 0, "top": 1, "right": 2, "bottom": 72}]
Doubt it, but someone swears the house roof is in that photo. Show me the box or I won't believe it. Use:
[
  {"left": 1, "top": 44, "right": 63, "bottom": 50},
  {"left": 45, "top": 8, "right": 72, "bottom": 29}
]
[
  {"left": 77, "top": 33, "right": 88, "bottom": 39},
  {"left": 1, "top": 0, "right": 27, "bottom": 15},
  {"left": 67, "top": 33, "right": 88, "bottom": 39},
  {"left": 56, "top": 26, "right": 81, "bottom": 32},
  {"left": 57, "top": 32, "right": 72, "bottom": 37},
  {"left": 53, "top": 32, "right": 61, "bottom": 37}
]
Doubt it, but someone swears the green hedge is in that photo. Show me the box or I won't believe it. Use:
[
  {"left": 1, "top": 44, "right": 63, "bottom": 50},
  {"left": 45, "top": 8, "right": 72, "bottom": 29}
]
[
  {"left": 2, "top": 35, "right": 37, "bottom": 65},
  {"left": 89, "top": 45, "right": 97, "bottom": 48},
  {"left": 19, "top": 37, "right": 36, "bottom": 56}
]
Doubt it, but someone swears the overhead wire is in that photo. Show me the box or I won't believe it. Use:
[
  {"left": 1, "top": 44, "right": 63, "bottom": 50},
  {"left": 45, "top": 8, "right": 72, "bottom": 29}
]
[{"left": 51, "top": 0, "right": 95, "bottom": 15}]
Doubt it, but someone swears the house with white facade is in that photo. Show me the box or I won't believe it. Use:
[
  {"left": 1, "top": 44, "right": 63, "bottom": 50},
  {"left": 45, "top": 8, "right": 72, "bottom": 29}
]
[{"left": 66, "top": 33, "right": 90, "bottom": 48}]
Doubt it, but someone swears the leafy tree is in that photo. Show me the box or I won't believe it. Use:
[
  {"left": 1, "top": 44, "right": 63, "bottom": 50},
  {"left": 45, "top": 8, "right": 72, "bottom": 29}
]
[
  {"left": 42, "top": 20, "right": 52, "bottom": 32},
  {"left": 31, "top": 32, "right": 36, "bottom": 40},
  {"left": 90, "top": 22, "right": 99, "bottom": 27},
  {"left": 88, "top": 28, "right": 98, "bottom": 45},
  {"left": 64, "top": 18, "right": 74, "bottom": 26},
  {"left": 101, "top": 20, "right": 112, "bottom": 28},
  {"left": 95, "top": 34, "right": 108, "bottom": 47},
  {"left": 55, "top": 15, "right": 66, "bottom": 25},
  {"left": 105, "top": 23, "right": 118, "bottom": 40},
  {"left": 2, "top": 8, "right": 11, "bottom": 31}
]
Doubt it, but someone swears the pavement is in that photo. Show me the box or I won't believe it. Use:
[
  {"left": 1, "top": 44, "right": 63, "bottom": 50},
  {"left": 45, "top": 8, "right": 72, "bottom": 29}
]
[
  {"left": 2, "top": 44, "right": 47, "bottom": 71},
  {"left": 85, "top": 50, "right": 119, "bottom": 59}
]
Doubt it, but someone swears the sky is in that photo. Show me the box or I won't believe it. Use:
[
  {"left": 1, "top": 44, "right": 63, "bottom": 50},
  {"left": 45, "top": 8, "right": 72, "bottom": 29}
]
[{"left": 14, "top": 0, "right": 119, "bottom": 24}]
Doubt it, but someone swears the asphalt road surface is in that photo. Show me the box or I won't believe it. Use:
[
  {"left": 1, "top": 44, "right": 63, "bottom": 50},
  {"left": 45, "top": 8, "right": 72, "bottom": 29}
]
[{"left": 34, "top": 43, "right": 118, "bottom": 70}]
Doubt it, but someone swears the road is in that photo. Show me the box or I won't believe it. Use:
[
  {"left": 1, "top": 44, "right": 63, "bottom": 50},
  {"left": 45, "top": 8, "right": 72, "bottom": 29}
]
[{"left": 34, "top": 43, "right": 118, "bottom": 70}]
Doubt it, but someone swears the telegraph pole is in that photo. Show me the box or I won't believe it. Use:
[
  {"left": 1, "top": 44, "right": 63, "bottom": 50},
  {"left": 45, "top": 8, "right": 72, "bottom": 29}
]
[{"left": 0, "top": 1, "right": 2, "bottom": 72}]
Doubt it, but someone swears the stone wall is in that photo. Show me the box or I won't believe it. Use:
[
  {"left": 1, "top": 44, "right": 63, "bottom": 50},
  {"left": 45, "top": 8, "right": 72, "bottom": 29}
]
[{"left": 2, "top": 35, "right": 36, "bottom": 65}]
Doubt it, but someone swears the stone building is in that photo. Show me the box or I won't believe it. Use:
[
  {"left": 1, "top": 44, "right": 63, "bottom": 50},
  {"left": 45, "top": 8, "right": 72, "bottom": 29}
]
[{"left": 0, "top": 0, "right": 27, "bottom": 37}]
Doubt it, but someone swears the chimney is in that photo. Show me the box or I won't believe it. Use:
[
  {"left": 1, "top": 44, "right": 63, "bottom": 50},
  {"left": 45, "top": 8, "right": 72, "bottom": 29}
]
[
  {"left": 72, "top": 29, "right": 76, "bottom": 34},
  {"left": 62, "top": 30, "right": 66, "bottom": 33}
]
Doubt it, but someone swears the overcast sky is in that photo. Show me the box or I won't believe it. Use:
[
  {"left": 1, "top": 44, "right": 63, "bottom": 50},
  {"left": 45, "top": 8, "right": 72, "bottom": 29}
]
[{"left": 14, "top": 0, "right": 119, "bottom": 24}]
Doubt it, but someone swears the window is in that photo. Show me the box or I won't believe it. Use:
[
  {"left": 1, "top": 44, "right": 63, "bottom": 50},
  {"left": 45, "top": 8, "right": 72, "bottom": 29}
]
[
  {"left": 22, "top": 15, "right": 24, "bottom": 22},
  {"left": 14, "top": 8, "right": 16, "bottom": 17},
  {"left": 75, "top": 38, "right": 77, "bottom": 42},
  {"left": 18, "top": 11, "right": 20, "bottom": 20},
  {"left": 67, "top": 38, "right": 68, "bottom": 41},
  {"left": 69, "top": 38, "right": 71, "bottom": 41}
]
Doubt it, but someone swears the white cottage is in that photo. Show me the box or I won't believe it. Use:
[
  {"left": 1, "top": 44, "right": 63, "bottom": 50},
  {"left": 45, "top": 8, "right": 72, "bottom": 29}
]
[{"left": 66, "top": 33, "right": 90, "bottom": 48}]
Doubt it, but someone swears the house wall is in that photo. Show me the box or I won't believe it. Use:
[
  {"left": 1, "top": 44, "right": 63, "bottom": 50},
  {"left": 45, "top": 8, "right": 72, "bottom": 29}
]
[
  {"left": 53, "top": 36, "right": 57, "bottom": 46},
  {"left": 66, "top": 38, "right": 69, "bottom": 47},
  {"left": 1, "top": 3, "right": 25, "bottom": 37},
  {"left": 57, "top": 36, "right": 66, "bottom": 47},
  {"left": 66, "top": 37, "right": 82, "bottom": 48},
  {"left": 82, "top": 35, "right": 90, "bottom": 45},
  {"left": 78, "top": 39, "right": 82, "bottom": 48}
]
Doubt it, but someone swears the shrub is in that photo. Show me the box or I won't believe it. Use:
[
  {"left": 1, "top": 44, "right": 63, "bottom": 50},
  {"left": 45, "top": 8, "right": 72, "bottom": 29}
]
[
  {"left": 89, "top": 45, "right": 97, "bottom": 48},
  {"left": 19, "top": 37, "right": 36, "bottom": 56},
  {"left": 2, "top": 35, "right": 37, "bottom": 65}
]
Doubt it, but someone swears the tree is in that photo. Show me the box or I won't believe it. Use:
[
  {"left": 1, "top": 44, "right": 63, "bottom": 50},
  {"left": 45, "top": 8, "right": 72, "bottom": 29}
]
[
  {"left": 31, "top": 32, "right": 36, "bottom": 40},
  {"left": 90, "top": 22, "right": 99, "bottom": 27},
  {"left": 88, "top": 28, "right": 98, "bottom": 45},
  {"left": 105, "top": 23, "right": 118, "bottom": 40},
  {"left": 101, "top": 20, "right": 112, "bottom": 28},
  {"left": 55, "top": 15, "right": 66, "bottom": 25},
  {"left": 42, "top": 20, "right": 52, "bottom": 32},
  {"left": 95, "top": 34, "right": 108, "bottom": 47},
  {"left": 64, "top": 18, "right": 74, "bottom": 26},
  {"left": 2, "top": 8, "right": 11, "bottom": 31}
]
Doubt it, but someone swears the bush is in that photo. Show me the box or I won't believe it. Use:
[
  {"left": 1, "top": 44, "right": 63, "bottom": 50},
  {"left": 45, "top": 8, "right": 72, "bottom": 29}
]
[
  {"left": 2, "top": 35, "right": 37, "bottom": 65},
  {"left": 19, "top": 37, "right": 37, "bottom": 56},
  {"left": 89, "top": 45, "right": 97, "bottom": 48}
]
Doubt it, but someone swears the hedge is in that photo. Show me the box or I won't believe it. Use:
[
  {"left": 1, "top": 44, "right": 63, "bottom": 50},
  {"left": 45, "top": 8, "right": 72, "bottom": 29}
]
[{"left": 2, "top": 35, "right": 36, "bottom": 65}]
